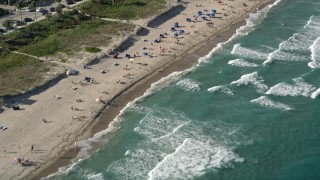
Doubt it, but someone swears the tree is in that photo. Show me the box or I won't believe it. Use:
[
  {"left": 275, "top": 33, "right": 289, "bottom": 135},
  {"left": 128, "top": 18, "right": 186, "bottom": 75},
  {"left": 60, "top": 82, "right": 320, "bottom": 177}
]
[
  {"left": 56, "top": 5, "right": 63, "bottom": 17},
  {"left": 56, "top": 0, "right": 61, "bottom": 5},
  {"left": 31, "top": 0, "right": 37, "bottom": 22},
  {"left": 0, "top": 32, "right": 5, "bottom": 43},
  {"left": 2, "top": 19, "right": 13, "bottom": 30},
  {"left": 45, "top": 13, "right": 51, "bottom": 22},
  {"left": 15, "top": 1, "right": 24, "bottom": 26}
]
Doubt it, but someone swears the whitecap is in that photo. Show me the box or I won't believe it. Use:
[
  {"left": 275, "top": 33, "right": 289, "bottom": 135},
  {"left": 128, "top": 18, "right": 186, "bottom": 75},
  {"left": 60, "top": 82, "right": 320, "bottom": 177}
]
[
  {"left": 251, "top": 96, "right": 293, "bottom": 111},
  {"left": 308, "top": 36, "right": 320, "bottom": 68},
  {"left": 147, "top": 139, "right": 243, "bottom": 180},
  {"left": 231, "top": 72, "right": 268, "bottom": 93},
  {"left": 176, "top": 78, "right": 201, "bottom": 92},
  {"left": 231, "top": 44, "right": 268, "bottom": 60},
  {"left": 228, "top": 58, "right": 259, "bottom": 67},
  {"left": 264, "top": 16, "right": 320, "bottom": 65},
  {"left": 266, "top": 77, "right": 317, "bottom": 97},
  {"left": 207, "top": 85, "right": 233, "bottom": 95},
  {"left": 311, "top": 88, "right": 320, "bottom": 99}
]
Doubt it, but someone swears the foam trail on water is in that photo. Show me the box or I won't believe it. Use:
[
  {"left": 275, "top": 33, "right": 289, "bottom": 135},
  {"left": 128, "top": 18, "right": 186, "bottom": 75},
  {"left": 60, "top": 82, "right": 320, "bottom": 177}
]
[
  {"left": 308, "top": 36, "right": 320, "bottom": 68},
  {"left": 231, "top": 72, "right": 268, "bottom": 93},
  {"left": 311, "top": 88, "right": 320, "bottom": 99},
  {"left": 264, "top": 15, "right": 320, "bottom": 65},
  {"left": 176, "top": 78, "right": 201, "bottom": 92},
  {"left": 266, "top": 77, "right": 317, "bottom": 97},
  {"left": 251, "top": 96, "right": 293, "bottom": 111},
  {"left": 147, "top": 138, "right": 243, "bottom": 180},
  {"left": 236, "top": 0, "right": 282, "bottom": 35},
  {"left": 208, "top": 85, "right": 234, "bottom": 95},
  {"left": 228, "top": 58, "right": 259, "bottom": 67},
  {"left": 231, "top": 44, "right": 269, "bottom": 60}
]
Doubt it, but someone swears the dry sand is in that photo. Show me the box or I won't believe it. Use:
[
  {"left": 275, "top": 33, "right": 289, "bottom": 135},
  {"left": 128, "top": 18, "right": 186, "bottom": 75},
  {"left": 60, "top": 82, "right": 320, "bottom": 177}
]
[{"left": 0, "top": 0, "right": 273, "bottom": 179}]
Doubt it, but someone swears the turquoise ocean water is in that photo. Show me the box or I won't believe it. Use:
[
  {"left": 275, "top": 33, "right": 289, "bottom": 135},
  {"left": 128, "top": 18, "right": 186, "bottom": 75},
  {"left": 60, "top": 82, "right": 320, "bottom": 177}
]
[{"left": 48, "top": 0, "right": 320, "bottom": 179}]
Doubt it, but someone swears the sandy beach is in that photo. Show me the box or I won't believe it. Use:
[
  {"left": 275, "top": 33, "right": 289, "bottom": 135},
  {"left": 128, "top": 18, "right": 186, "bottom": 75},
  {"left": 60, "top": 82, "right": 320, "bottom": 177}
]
[{"left": 0, "top": 0, "right": 274, "bottom": 179}]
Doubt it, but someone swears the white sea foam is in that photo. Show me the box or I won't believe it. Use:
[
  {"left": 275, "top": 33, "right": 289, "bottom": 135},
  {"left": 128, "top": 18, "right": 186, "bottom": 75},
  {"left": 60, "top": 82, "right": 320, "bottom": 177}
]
[
  {"left": 251, "top": 96, "right": 293, "bottom": 111},
  {"left": 236, "top": 0, "right": 282, "bottom": 35},
  {"left": 231, "top": 44, "right": 268, "bottom": 60},
  {"left": 106, "top": 109, "right": 247, "bottom": 179},
  {"left": 40, "top": 159, "right": 85, "bottom": 180},
  {"left": 141, "top": 71, "right": 189, "bottom": 98},
  {"left": 264, "top": 15, "right": 320, "bottom": 66},
  {"left": 231, "top": 72, "right": 268, "bottom": 93},
  {"left": 71, "top": 72, "right": 190, "bottom": 160},
  {"left": 199, "top": 0, "right": 281, "bottom": 64},
  {"left": 87, "top": 172, "right": 104, "bottom": 180},
  {"left": 207, "top": 85, "right": 233, "bottom": 95},
  {"left": 176, "top": 78, "right": 201, "bottom": 92},
  {"left": 311, "top": 88, "right": 320, "bottom": 99},
  {"left": 266, "top": 77, "right": 317, "bottom": 97},
  {"left": 228, "top": 58, "right": 259, "bottom": 67},
  {"left": 308, "top": 36, "right": 320, "bottom": 68},
  {"left": 147, "top": 138, "right": 243, "bottom": 180}
]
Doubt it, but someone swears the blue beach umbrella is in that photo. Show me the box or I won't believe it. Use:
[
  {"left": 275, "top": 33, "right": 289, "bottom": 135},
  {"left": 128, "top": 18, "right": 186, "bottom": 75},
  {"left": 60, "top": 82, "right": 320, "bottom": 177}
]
[{"left": 212, "top": 9, "right": 217, "bottom": 13}]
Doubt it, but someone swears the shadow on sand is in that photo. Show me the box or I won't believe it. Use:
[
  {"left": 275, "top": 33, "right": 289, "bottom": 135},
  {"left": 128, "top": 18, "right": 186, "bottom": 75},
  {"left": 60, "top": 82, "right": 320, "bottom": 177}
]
[
  {"left": 2, "top": 74, "right": 66, "bottom": 108},
  {"left": 147, "top": 5, "right": 186, "bottom": 28}
]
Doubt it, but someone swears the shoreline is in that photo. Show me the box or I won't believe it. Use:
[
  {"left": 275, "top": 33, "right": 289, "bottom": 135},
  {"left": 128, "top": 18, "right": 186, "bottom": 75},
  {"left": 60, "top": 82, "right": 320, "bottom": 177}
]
[{"left": 30, "top": 1, "right": 277, "bottom": 179}]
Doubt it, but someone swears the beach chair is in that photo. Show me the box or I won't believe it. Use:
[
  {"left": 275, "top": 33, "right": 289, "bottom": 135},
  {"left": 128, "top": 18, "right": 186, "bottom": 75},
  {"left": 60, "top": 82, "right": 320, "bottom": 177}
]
[{"left": 174, "top": 22, "right": 179, "bottom": 28}]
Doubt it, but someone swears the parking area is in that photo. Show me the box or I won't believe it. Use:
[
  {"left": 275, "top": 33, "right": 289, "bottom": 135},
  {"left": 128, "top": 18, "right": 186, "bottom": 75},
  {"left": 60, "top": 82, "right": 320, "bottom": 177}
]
[{"left": 0, "top": 0, "right": 84, "bottom": 32}]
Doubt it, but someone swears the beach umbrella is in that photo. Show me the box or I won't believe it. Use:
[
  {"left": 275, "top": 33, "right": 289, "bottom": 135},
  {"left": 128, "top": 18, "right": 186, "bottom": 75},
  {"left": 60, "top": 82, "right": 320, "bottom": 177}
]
[
  {"left": 143, "top": 52, "right": 148, "bottom": 56},
  {"left": 174, "top": 22, "right": 179, "bottom": 28},
  {"left": 179, "top": 29, "right": 184, "bottom": 34},
  {"left": 201, "top": 16, "right": 207, "bottom": 21},
  {"left": 186, "top": 18, "right": 191, "bottom": 22},
  {"left": 212, "top": 9, "right": 217, "bottom": 13}
]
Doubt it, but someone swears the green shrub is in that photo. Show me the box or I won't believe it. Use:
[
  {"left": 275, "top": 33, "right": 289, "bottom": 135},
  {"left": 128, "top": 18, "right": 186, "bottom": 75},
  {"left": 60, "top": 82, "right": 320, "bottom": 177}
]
[{"left": 85, "top": 47, "right": 101, "bottom": 53}]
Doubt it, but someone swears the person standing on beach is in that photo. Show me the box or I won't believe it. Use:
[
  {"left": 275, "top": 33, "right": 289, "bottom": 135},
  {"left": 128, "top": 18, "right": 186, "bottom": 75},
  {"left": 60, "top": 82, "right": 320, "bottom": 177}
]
[{"left": 31, "top": 145, "right": 34, "bottom": 152}]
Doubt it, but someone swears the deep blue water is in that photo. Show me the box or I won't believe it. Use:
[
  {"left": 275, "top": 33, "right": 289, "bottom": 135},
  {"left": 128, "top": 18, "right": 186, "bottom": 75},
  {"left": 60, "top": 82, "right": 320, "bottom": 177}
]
[{"left": 48, "top": 0, "right": 320, "bottom": 179}]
